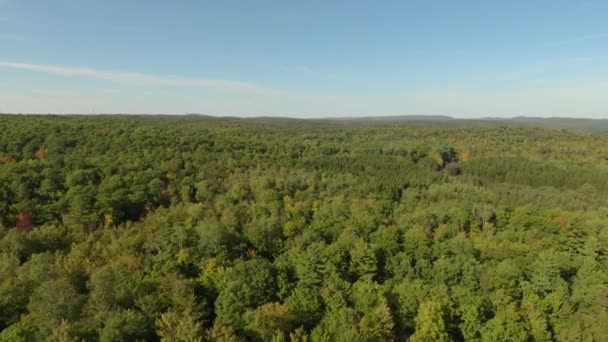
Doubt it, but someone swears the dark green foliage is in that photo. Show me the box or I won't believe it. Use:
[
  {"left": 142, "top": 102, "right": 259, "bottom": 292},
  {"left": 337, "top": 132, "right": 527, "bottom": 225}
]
[{"left": 0, "top": 114, "right": 607, "bottom": 340}]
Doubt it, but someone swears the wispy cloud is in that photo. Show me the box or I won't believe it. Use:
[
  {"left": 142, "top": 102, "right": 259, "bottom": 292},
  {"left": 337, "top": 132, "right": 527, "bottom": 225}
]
[
  {"left": 541, "top": 33, "right": 608, "bottom": 48},
  {"left": 0, "top": 33, "right": 25, "bottom": 41},
  {"left": 255, "top": 62, "right": 345, "bottom": 82},
  {"left": 0, "top": 61, "right": 275, "bottom": 93},
  {"left": 31, "top": 89, "right": 75, "bottom": 97},
  {"left": 101, "top": 24, "right": 157, "bottom": 34},
  {"left": 488, "top": 55, "right": 608, "bottom": 84}
]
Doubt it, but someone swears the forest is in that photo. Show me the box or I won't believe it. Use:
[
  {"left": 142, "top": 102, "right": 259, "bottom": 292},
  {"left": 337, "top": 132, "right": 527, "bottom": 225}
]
[{"left": 0, "top": 114, "right": 607, "bottom": 341}]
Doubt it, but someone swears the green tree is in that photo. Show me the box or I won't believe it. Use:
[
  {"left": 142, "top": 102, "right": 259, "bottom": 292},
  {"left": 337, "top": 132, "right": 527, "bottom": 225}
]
[
  {"left": 215, "top": 259, "right": 277, "bottom": 328},
  {"left": 155, "top": 308, "right": 204, "bottom": 342},
  {"left": 409, "top": 300, "right": 449, "bottom": 342}
]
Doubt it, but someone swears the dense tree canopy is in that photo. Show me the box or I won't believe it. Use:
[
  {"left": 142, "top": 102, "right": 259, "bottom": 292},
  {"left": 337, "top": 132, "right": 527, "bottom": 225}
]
[{"left": 0, "top": 114, "right": 607, "bottom": 341}]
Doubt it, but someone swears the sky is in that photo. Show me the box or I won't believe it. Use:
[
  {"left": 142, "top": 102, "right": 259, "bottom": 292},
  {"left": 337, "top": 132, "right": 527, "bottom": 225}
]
[{"left": 1, "top": 0, "right": 608, "bottom": 118}]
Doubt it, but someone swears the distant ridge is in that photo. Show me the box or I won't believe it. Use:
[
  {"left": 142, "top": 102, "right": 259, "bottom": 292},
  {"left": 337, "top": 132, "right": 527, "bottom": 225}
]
[
  {"left": 185, "top": 113, "right": 214, "bottom": 117},
  {"left": 331, "top": 115, "right": 454, "bottom": 121},
  {"left": 483, "top": 116, "right": 608, "bottom": 132},
  {"left": 313, "top": 115, "right": 608, "bottom": 133},
  {"left": 2, "top": 113, "right": 607, "bottom": 133}
]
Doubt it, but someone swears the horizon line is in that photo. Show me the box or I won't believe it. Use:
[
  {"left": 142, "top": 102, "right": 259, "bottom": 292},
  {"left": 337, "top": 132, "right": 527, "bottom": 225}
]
[{"left": 0, "top": 112, "right": 606, "bottom": 121}]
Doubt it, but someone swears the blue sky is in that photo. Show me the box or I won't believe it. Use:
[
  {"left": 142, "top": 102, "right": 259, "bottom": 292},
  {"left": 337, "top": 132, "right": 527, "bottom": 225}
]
[{"left": 1, "top": 0, "right": 608, "bottom": 117}]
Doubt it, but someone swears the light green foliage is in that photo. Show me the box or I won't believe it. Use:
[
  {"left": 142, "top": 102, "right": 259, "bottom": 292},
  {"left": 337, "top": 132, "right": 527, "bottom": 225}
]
[
  {"left": 357, "top": 297, "right": 395, "bottom": 341},
  {"left": 245, "top": 302, "right": 293, "bottom": 341},
  {"left": 98, "top": 309, "right": 150, "bottom": 342},
  {"left": 410, "top": 300, "right": 450, "bottom": 342},
  {"left": 49, "top": 320, "right": 78, "bottom": 342},
  {"left": 480, "top": 303, "right": 528, "bottom": 342},
  {"left": 285, "top": 285, "right": 324, "bottom": 328},
  {"left": 24, "top": 278, "right": 84, "bottom": 338},
  {"left": 155, "top": 308, "right": 204, "bottom": 342}
]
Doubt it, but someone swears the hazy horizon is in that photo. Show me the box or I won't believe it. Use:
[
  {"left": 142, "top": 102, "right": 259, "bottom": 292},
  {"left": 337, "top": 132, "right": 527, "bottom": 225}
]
[
  {"left": 2, "top": 112, "right": 608, "bottom": 121},
  {"left": 2, "top": 1, "right": 608, "bottom": 118}
]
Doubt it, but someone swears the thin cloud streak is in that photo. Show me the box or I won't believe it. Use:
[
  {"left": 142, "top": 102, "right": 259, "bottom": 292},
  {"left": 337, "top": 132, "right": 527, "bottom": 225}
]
[
  {"left": 541, "top": 33, "right": 608, "bottom": 48},
  {"left": 101, "top": 24, "right": 157, "bottom": 34},
  {"left": 491, "top": 55, "right": 608, "bottom": 83},
  {"left": 0, "top": 61, "right": 276, "bottom": 93},
  {"left": 259, "top": 63, "right": 342, "bottom": 80},
  {"left": 0, "top": 33, "right": 25, "bottom": 41}
]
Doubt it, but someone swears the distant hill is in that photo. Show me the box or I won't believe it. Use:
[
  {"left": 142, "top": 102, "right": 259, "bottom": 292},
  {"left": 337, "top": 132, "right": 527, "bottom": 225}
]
[
  {"left": 331, "top": 115, "right": 455, "bottom": 122},
  {"left": 2, "top": 113, "right": 608, "bottom": 133},
  {"left": 317, "top": 115, "right": 608, "bottom": 133},
  {"left": 485, "top": 116, "right": 608, "bottom": 133}
]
